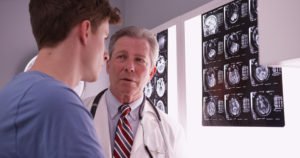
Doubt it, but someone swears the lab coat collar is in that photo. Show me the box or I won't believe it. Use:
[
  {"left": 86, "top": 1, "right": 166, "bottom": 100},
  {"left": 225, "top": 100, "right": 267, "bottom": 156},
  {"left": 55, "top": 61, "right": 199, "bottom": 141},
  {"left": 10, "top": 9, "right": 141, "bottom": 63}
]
[{"left": 106, "top": 89, "right": 142, "bottom": 121}]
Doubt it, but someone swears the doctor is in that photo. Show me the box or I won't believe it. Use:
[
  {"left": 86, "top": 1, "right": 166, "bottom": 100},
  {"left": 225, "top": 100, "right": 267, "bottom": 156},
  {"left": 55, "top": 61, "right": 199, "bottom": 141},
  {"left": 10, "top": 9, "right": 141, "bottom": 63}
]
[{"left": 84, "top": 26, "right": 186, "bottom": 158}]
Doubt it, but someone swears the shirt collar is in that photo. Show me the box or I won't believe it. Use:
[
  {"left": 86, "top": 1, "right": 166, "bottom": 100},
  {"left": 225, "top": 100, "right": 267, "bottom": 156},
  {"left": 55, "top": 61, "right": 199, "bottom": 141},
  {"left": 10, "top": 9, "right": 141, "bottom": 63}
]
[{"left": 105, "top": 89, "right": 143, "bottom": 121}]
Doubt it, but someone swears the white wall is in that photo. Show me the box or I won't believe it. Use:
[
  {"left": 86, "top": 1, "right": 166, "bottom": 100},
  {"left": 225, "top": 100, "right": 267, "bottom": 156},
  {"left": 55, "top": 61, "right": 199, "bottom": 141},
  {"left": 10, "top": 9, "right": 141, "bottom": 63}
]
[
  {"left": 123, "top": 0, "right": 212, "bottom": 29},
  {"left": 259, "top": 0, "right": 300, "bottom": 66},
  {"left": 0, "top": 0, "right": 37, "bottom": 89}
]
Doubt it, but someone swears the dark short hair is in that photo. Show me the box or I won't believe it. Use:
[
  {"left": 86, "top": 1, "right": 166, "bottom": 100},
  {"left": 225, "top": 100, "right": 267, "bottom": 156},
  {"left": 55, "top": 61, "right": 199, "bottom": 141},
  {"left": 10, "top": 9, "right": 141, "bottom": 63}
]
[
  {"left": 29, "top": 0, "right": 121, "bottom": 49},
  {"left": 109, "top": 26, "right": 159, "bottom": 68}
]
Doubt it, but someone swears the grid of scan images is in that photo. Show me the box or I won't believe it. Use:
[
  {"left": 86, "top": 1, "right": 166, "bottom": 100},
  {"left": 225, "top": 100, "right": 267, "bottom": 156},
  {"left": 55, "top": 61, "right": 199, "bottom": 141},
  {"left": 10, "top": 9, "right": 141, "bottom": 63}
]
[
  {"left": 202, "top": 0, "right": 285, "bottom": 126},
  {"left": 144, "top": 30, "right": 168, "bottom": 113}
]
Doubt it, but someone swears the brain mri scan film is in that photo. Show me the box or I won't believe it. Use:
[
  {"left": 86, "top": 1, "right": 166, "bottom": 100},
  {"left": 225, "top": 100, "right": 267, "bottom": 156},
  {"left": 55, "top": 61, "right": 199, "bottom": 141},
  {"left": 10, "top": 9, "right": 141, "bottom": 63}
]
[
  {"left": 225, "top": 32, "right": 241, "bottom": 56},
  {"left": 226, "top": 64, "right": 241, "bottom": 86},
  {"left": 224, "top": 93, "right": 252, "bottom": 121},
  {"left": 250, "top": 91, "right": 284, "bottom": 124},
  {"left": 203, "top": 38, "right": 224, "bottom": 64},
  {"left": 224, "top": 0, "right": 248, "bottom": 30},
  {"left": 205, "top": 97, "right": 217, "bottom": 117},
  {"left": 203, "top": 95, "right": 225, "bottom": 121},
  {"left": 224, "top": 62, "right": 249, "bottom": 89},
  {"left": 249, "top": 26, "right": 259, "bottom": 54},
  {"left": 156, "top": 55, "right": 166, "bottom": 74},
  {"left": 224, "top": 30, "right": 249, "bottom": 59},
  {"left": 203, "top": 7, "right": 224, "bottom": 37},
  {"left": 254, "top": 66, "right": 270, "bottom": 82},
  {"left": 144, "top": 82, "right": 153, "bottom": 98},
  {"left": 254, "top": 94, "right": 272, "bottom": 117},
  {"left": 158, "top": 35, "right": 167, "bottom": 50},
  {"left": 202, "top": 0, "right": 284, "bottom": 126},
  {"left": 149, "top": 29, "right": 168, "bottom": 114},
  {"left": 157, "top": 30, "right": 168, "bottom": 52},
  {"left": 156, "top": 78, "right": 166, "bottom": 97},
  {"left": 249, "top": 0, "right": 258, "bottom": 21},
  {"left": 272, "top": 67, "right": 282, "bottom": 77},
  {"left": 250, "top": 59, "right": 273, "bottom": 86},
  {"left": 274, "top": 95, "right": 284, "bottom": 111},
  {"left": 218, "top": 99, "right": 225, "bottom": 114},
  {"left": 205, "top": 68, "right": 217, "bottom": 88},
  {"left": 205, "top": 40, "right": 218, "bottom": 61},
  {"left": 242, "top": 97, "right": 251, "bottom": 113},
  {"left": 225, "top": 3, "right": 240, "bottom": 25},
  {"left": 204, "top": 15, "right": 218, "bottom": 36},
  {"left": 203, "top": 67, "right": 223, "bottom": 91},
  {"left": 228, "top": 96, "right": 242, "bottom": 117},
  {"left": 207, "top": 100, "right": 217, "bottom": 117},
  {"left": 250, "top": 91, "right": 282, "bottom": 121},
  {"left": 156, "top": 100, "right": 166, "bottom": 112}
]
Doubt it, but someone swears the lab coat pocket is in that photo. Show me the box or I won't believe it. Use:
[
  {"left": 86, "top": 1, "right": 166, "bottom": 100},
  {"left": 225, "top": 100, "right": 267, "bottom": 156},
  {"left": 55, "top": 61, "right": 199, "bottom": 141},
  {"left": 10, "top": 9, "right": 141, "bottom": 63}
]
[{"left": 144, "top": 126, "right": 166, "bottom": 158}]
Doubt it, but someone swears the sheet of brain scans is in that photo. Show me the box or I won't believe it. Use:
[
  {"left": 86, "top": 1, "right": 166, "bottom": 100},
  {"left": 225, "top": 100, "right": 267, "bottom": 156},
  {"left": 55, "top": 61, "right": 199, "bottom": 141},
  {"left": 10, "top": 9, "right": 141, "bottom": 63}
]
[
  {"left": 202, "top": 0, "right": 285, "bottom": 126},
  {"left": 144, "top": 29, "right": 168, "bottom": 113}
]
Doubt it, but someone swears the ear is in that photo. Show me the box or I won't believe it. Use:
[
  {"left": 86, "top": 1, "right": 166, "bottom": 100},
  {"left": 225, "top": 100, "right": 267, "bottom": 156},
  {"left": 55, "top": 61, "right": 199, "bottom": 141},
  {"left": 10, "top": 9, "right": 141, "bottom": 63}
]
[
  {"left": 79, "top": 20, "right": 92, "bottom": 45},
  {"left": 149, "top": 66, "right": 157, "bottom": 80},
  {"left": 104, "top": 51, "right": 109, "bottom": 61},
  {"left": 106, "top": 58, "right": 111, "bottom": 73}
]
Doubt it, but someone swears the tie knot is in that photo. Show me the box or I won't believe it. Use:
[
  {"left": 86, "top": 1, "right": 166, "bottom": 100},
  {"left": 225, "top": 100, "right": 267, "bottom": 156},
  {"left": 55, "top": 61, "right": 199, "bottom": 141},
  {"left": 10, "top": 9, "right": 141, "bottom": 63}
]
[{"left": 119, "top": 104, "right": 131, "bottom": 117}]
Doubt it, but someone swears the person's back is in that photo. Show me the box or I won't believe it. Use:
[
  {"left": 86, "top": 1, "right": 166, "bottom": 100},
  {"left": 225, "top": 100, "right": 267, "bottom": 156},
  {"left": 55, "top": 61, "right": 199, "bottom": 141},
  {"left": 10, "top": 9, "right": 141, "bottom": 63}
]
[
  {"left": 0, "top": 71, "right": 103, "bottom": 157},
  {"left": 0, "top": 0, "right": 120, "bottom": 157}
]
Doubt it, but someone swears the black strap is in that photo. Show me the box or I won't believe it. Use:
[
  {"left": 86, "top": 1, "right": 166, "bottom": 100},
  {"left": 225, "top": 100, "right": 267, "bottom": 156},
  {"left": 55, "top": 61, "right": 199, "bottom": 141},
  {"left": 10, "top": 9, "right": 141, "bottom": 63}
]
[
  {"left": 145, "top": 97, "right": 161, "bottom": 121},
  {"left": 91, "top": 88, "right": 108, "bottom": 118},
  {"left": 144, "top": 145, "right": 153, "bottom": 158}
]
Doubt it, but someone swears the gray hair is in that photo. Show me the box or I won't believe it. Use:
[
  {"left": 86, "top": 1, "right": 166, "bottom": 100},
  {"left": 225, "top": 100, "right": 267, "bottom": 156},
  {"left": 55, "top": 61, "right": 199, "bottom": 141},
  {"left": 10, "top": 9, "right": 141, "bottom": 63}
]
[{"left": 108, "top": 26, "right": 159, "bottom": 67}]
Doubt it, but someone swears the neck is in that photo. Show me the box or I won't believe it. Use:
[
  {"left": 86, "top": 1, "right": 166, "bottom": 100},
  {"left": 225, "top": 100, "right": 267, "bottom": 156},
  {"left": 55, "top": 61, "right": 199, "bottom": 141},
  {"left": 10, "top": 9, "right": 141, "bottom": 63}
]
[
  {"left": 30, "top": 41, "right": 81, "bottom": 89},
  {"left": 110, "top": 88, "right": 143, "bottom": 104}
]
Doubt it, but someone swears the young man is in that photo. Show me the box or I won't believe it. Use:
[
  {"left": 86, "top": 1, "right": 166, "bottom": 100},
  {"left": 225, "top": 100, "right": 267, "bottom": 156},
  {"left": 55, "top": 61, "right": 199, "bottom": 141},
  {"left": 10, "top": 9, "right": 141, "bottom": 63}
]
[
  {"left": 85, "top": 26, "right": 186, "bottom": 158},
  {"left": 0, "top": 0, "right": 120, "bottom": 157}
]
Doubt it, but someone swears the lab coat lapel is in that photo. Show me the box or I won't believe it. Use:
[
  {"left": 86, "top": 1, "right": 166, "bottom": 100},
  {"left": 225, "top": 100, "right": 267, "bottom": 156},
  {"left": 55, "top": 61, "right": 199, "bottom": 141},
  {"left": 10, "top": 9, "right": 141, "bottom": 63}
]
[
  {"left": 94, "top": 97, "right": 112, "bottom": 158},
  {"left": 131, "top": 101, "right": 159, "bottom": 155},
  {"left": 130, "top": 120, "right": 144, "bottom": 154}
]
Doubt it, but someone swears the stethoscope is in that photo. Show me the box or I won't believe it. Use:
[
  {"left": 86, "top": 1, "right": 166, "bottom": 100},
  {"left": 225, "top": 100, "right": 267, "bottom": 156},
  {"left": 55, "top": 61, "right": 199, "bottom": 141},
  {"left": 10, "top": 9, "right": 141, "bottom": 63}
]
[{"left": 91, "top": 88, "right": 169, "bottom": 158}]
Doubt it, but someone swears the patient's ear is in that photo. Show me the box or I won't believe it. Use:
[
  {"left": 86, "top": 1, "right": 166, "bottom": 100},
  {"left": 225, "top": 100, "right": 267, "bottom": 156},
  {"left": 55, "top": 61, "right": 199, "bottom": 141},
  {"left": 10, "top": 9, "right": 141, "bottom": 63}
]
[{"left": 79, "top": 20, "right": 92, "bottom": 45}]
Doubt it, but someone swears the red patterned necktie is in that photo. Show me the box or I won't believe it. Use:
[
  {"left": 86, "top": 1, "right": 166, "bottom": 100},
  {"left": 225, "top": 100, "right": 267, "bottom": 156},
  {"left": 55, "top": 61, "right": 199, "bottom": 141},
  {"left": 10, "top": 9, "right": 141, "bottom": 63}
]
[{"left": 113, "top": 104, "right": 134, "bottom": 158}]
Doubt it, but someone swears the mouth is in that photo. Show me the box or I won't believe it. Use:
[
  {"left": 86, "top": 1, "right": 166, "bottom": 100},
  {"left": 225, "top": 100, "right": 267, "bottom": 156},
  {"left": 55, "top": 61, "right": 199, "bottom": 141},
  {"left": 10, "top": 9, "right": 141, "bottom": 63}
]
[{"left": 121, "top": 78, "right": 135, "bottom": 82}]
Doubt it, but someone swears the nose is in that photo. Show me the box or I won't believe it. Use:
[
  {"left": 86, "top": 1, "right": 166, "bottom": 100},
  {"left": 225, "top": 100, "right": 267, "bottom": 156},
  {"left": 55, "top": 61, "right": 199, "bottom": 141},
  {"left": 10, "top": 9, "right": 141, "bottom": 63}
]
[{"left": 124, "top": 60, "right": 135, "bottom": 72}]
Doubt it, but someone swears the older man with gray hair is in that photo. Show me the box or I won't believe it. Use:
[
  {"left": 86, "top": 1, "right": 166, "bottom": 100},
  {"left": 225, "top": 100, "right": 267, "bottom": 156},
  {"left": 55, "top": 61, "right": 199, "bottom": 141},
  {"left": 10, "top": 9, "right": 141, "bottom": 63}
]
[{"left": 85, "top": 26, "right": 186, "bottom": 158}]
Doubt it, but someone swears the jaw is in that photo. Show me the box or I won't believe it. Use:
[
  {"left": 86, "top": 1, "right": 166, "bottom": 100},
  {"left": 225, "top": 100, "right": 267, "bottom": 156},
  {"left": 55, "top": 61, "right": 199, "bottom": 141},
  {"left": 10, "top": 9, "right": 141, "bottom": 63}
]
[{"left": 110, "top": 83, "right": 143, "bottom": 104}]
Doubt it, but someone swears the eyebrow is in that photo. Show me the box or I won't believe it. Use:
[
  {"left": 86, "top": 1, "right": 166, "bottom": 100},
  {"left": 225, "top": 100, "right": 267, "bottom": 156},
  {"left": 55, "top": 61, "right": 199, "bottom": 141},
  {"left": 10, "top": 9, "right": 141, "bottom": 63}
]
[
  {"left": 135, "top": 54, "right": 147, "bottom": 58},
  {"left": 114, "top": 50, "right": 128, "bottom": 55}
]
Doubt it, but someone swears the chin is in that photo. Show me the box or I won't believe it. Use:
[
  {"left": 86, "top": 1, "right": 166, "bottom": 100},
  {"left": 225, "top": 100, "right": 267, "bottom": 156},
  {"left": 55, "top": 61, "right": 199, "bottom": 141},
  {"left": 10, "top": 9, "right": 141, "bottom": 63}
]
[
  {"left": 88, "top": 77, "right": 97, "bottom": 82},
  {"left": 83, "top": 74, "right": 98, "bottom": 82},
  {"left": 121, "top": 88, "right": 142, "bottom": 96}
]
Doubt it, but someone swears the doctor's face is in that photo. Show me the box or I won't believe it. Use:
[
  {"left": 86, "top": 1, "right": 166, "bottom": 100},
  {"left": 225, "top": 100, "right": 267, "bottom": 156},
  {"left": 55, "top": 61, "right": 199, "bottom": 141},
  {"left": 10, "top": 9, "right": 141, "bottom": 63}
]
[{"left": 107, "top": 36, "right": 156, "bottom": 102}]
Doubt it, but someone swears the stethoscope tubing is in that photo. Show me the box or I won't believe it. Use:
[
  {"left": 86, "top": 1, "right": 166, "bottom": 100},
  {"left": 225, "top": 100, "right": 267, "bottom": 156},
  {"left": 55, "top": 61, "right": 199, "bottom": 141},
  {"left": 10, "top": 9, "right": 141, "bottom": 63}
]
[{"left": 91, "top": 89, "right": 169, "bottom": 158}]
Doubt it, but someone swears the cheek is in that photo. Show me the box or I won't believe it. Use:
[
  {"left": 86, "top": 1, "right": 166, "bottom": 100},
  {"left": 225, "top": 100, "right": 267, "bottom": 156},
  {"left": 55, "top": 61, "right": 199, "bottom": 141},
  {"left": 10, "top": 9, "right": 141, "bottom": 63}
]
[
  {"left": 107, "top": 63, "right": 119, "bottom": 76},
  {"left": 139, "top": 69, "right": 151, "bottom": 82},
  {"left": 98, "top": 43, "right": 104, "bottom": 54}
]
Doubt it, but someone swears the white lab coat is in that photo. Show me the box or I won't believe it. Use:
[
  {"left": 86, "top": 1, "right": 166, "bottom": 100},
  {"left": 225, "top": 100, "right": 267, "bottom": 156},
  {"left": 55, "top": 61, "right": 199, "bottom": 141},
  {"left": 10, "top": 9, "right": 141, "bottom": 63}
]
[{"left": 84, "top": 92, "right": 186, "bottom": 158}]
